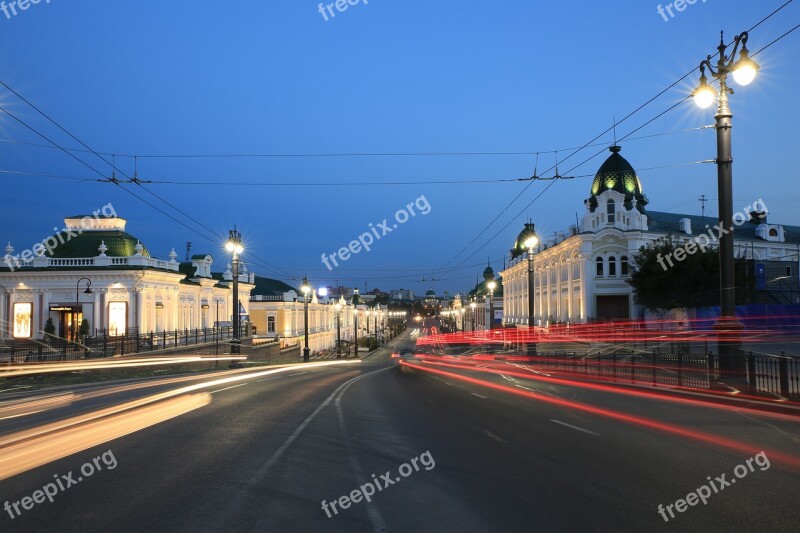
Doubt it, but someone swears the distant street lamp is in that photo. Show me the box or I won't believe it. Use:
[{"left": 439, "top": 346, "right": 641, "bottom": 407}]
[
  {"left": 75, "top": 277, "right": 92, "bottom": 340},
  {"left": 353, "top": 308, "right": 359, "bottom": 357},
  {"left": 460, "top": 307, "right": 465, "bottom": 331},
  {"left": 692, "top": 30, "right": 759, "bottom": 382},
  {"left": 335, "top": 302, "right": 342, "bottom": 358},
  {"left": 225, "top": 228, "right": 244, "bottom": 353},
  {"left": 301, "top": 276, "right": 311, "bottom": 362},
  {"left": 470, "top": 301, "right": 476, "bottom": 331},
  {"left": 487, "top": 280, "right": 497, "bottom": 330}
]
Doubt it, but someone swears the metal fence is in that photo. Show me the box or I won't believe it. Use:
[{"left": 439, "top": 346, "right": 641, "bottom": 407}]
[
  {"left": 531, "top": 350, "right": 800, "bottom": 400},
  {"left": 0, "top": 327, "right": 235, "bottom": 363}
]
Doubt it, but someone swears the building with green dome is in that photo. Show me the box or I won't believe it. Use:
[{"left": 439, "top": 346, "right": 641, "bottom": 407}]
[
  {"left": 501, "top": 145, "right": 800, "bottom": 326},
  {"left": 0, "top": 214, "right": 254, "bottom": 341}
]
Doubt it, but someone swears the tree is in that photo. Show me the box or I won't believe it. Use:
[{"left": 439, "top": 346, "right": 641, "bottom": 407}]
[
  {"left": 44, "top": 317, "right": 56, "bottom": 341},
  {"left": 78, "top": 318, "right": 90, "bottom": 339},
  {"left": 627, "top": 236, "right": 752, "bottom": 312}
]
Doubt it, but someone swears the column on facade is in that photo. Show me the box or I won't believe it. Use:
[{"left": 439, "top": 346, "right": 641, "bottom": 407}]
[
  {"left": 136, "top": 289, "right": 145, "bottom": 332},
  {"left": 38, "top": 290, "right": 48, "bottom": 338},
  {"left": 580, "top": 258, "right": 590, "bottom": 321},
  {"left": 99, "top": 289, "right": 107, "bottom": 333},
  {"left": 92, "top": 289, "right": 100, "bottom": 333},
  {"left": 1, "top": 290, "right": 7, "bottom": 339}
]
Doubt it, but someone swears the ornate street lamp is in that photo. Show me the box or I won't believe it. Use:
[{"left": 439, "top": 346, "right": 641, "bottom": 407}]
[
  {"left": 301, "top": 276, "right": 311, "bottom": 362},
  {"left": 692, "top": 31, "right": 759, "bottom": 382},
  {"left": 520, "top": 224, "right": 540, "bottom": 329},
  {"left": 225, "top": 228, "right": 244, "bottom": 353},
  {"left": 75, "top": 277, "right": 92, "bottom": 341}
]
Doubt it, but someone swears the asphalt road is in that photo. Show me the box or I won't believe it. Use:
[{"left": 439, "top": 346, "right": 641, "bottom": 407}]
[{"left": 0, "top": 330, "right": 798, "bottom": 532}]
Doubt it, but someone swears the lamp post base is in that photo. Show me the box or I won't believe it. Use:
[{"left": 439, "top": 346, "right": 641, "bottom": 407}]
[
  {"left": 713, "top": 317, "right": 746, "bottom": 387},
  {"left": 303, "top": 347, "right": 310, "bottom": 362}
]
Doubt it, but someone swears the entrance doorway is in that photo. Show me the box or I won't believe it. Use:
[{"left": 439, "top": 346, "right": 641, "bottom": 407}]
[{"left": 595, "top": 295, "right": 630, "bottom": 320}]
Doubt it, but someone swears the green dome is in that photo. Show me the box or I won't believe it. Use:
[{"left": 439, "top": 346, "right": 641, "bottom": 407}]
[
  {"left": 511, "top": 223, "right": 539, "bottom": 259},
  {"left": 482, "top": 266, "right": 494, "bottom": 281},
  {"left": 425, "top": 289, "right": 436, "bottom": 297},
  {"left": 45, "top": 230, "right": 151, "bottom": 258},
  {"left": 587, "top": 146, "right": 648, "bottom": 212}
]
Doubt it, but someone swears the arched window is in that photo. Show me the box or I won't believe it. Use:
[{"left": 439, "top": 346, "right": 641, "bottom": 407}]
[
  {"left": 621, "top": 256, "right": 629, "bottom": 276},
  {"left": 607, "top": 199, "right": 615, "bottom": 224},
  {"left": 769, "top": 228, "right": 778, "bottom": 237},
  {"left": 596, "top": 257, "right": 604, "bottom": 277},
  {"left": 608, "top": 255, "right": 617, "bottom": 276}
]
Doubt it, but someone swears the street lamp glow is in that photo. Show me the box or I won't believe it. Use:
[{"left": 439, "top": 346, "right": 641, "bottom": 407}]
[
  {"left": 524, "top": 235, "right": 539, "bottom": 250},
  {"left": 487, "top": 281, "right": 497, "bottom": 291},
  {"left": 732, "top": 60, "right": 758, "bottom": 86},
  {"left": 692, "top": 75, "right": 716, "bottom": 109},
  {"left": 225, "top": 241, "right": 243, "bottom": 254},
  {"left": 470, "top": 302, "right": 476, "bottom": 309},
  {"left": 732, "top": 46, "right": 759, "bottom": 86},
  {"left": 301, "top": 277, "right": 311, "bottom": 295}
]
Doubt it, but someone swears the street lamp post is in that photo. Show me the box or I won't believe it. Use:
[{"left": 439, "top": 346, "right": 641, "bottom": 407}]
[
  {"left": 487, "top": 280, "right": 497, "bottom": 331},
  {"left": 523, "top": 226, "right": 540, "bottom": 355},
  {"left": 353, "top": 309, "right": 359, "bottom": 357},
  {"left": 225, "top": 228, "right": 244, "bottom": 354},
  {"left": 335, "top": 302, "right": 342, "bottom": 358},
  {"left": 75, "top": 277, "right": 92, "bottom": 341},
  {"left": 470, "top": 301, "right": 476, "bottom": 331},
  {"left": 301, "top": 276, "right": 311, "bottom": 362},
  {"left": 460, "top": 308, "right": 465, "bottom": 332},
  {"left": 692, "top": 31, "right": 759, "bottom": 383}
]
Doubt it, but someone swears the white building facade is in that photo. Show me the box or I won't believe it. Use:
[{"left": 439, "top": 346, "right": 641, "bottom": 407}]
[
  {"left": 501, "top": 146, "right": 800, "bottom": 326},
  {"left": 1, "top": 215, "right": 252, "bottom": 340}
]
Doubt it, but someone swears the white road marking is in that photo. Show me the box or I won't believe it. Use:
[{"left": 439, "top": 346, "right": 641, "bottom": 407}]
[
  {"left": 432, "top": 376, "right": 454, "bottom": 386},
  {"left": 550, "top": 419, "right": 600, "bottom": 436},
  {"left": 287, "top": 372, "right": 309, "bottom": 377},
  {"left": 484, "top": 430, "right": 507, "bottom": 443},
  {"left": 210, "top": 383, "right": 248, "bottom": 394},
  {"left": 471, "top": 392, "right": 488, "bottom": 399}
]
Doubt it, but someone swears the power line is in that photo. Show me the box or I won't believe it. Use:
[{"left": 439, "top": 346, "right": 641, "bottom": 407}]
[
  {"left": 0, "top": 126, "right": 707, "bottom": 160},
  {"left": 0, "top": 159, "right": 713, "bottom": 187},
  {"left": 435, "top": 3, "right": 797, "bottom": 275}
]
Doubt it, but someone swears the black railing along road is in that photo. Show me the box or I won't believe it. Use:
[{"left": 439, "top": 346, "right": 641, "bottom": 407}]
[
  {"left": 0, "top": 327, "right": 234, "bottom": 363},
  {"left": 527, "top": 350, "right": 799, "bottom": 400}
]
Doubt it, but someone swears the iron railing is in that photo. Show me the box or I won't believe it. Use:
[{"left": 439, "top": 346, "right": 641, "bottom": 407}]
[{"left": 0, "top": 327, "right": 234, "bottom": 363}]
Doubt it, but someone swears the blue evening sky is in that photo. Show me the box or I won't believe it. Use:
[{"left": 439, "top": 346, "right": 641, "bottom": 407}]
[{"left": 0, "top": 0, "right": 798, "bottom": 295}]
